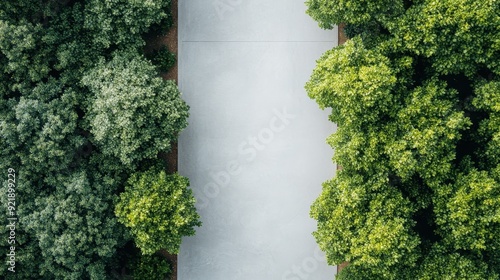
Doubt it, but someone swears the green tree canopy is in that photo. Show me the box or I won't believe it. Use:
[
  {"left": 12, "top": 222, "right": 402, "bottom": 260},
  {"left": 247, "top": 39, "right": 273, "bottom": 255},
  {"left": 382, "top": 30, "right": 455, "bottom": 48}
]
[
  {"left": 25, "top": 170, "right": 128, "bottom": 279},
  {"left": 82, "top": 51, "right": 189, "bottom": 167},
  {"left": 115, "top": 169, "right": 201, "bottom": 255},
  {"left": 83, "top": 0, "right": 172, "bottom": 48},
  {"left": 306, "top": 0, "right": 500, "bottom": 279},
  {"left": 305, "top": 0, "right": 405, "bottom": 28},
  {"left": 0, "top": 0, "right": 196, "bottom": 278}
]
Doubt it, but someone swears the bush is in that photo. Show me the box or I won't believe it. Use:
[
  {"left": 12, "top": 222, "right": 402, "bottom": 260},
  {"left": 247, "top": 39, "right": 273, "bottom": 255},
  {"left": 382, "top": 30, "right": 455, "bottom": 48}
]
[
  {"left": 129, "top": 254, "right": 172, "bottom": 280},
  {"left": 147, "top": 16, "right": 175, "bottom": 38},
  {"left": 115, "top": 169, "right": 201, "bottom": 255},
  {"left": 148, "top": 46, "right": 177, "bottom": 73}
]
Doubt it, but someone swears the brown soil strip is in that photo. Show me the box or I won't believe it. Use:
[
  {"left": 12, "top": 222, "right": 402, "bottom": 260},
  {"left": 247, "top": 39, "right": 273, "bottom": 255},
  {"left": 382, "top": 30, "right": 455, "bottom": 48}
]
[
  {"left": 338, "top": 23, "right": 348, "bottom": 45},
  {"left": 162, "top": 1, "right": 179, "bottom": 278},
  {"left": 145, "top": 0, "right": 179, "bottom": 279}
]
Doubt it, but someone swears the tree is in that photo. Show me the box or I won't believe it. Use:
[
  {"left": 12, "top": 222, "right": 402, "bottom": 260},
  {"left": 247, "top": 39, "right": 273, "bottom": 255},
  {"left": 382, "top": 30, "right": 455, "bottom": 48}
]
[
  {"left": 25, "top": 170, "right": 128, "bottom": 279},
  {"left": 82, "top": 51, "right": 189, "bottom": 167},
  {"left": 305, "top": 0, "right": 405, "bottom": 28},
  {"left": 115, "top": 168, "right": 201, "bottom": 255},
  {"left": 83, "top": 0, "right": 172, "bottom": 48},
  {"left": 0, "top": 19, "right": 51, "bottom": 91},
  {"left": 0, "top": 0, "right": 195, "bottom": 278},
  {"left": 306, "top": 0, "right": 500, "bottom": 279}
]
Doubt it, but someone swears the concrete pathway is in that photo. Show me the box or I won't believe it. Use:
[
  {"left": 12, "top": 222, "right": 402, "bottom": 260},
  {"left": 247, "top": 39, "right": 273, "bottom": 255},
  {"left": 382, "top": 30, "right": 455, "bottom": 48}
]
[{"left": 178, "top": 1, "right": 337, "bottom": 279}]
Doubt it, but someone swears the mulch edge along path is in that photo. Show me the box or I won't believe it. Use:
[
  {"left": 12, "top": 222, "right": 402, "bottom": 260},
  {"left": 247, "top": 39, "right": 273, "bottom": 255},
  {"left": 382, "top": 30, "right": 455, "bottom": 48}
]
[
  {"left": 145, "top": 0, "right": 180, "bottom": 279},
  {"left": 160, "top": 0, "right": 179, "bottom": 278}
]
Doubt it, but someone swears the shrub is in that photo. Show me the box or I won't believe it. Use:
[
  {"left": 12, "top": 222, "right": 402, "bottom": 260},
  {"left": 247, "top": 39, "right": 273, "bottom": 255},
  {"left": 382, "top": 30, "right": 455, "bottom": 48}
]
[
  {"left": 130, "top": 254, "right": 172, "bottom": 280},
  {"left": 115, "top": 169, "right": 201, "bottom": 255},
  {"left": 148, "top": 46, "right": 177, "bottom": 73}
]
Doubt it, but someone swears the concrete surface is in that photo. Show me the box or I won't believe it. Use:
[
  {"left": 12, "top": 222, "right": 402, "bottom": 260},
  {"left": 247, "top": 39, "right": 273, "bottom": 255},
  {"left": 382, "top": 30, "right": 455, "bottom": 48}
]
[{"left": 178, "top": 1, "right": 337, "bottom": 279}]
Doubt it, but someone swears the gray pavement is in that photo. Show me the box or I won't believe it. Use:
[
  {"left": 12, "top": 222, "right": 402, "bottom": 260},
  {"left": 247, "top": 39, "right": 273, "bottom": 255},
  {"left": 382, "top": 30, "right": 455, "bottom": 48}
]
[{"left": 178, "top": 1, "right": 338, "bottom": 279}]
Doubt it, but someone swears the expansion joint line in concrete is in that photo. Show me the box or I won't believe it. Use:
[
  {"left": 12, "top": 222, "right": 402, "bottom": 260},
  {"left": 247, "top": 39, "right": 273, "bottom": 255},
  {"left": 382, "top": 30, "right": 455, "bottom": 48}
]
[{"left": 182, "top": 41, "right": 336, "bottom": 43}]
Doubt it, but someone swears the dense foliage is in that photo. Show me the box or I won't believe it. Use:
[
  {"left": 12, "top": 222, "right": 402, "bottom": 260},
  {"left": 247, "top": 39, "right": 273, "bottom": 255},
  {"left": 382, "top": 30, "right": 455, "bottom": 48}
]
[
  {"left": 115, "top": 169, "right": 201, "bottom": 255},
  {"left": 306, "top": 0, "right": 500, "bottom": 279},
  {"left": 0, "top": 0, "right": 200, "bottom": 278},
  {"left": 26, "top": 169, "right": 128, "bottom": 279},
  {"left": 82, "top": 52, "right": 188, "bottom": 167},
  {"left": 129, "top": 253, "right": 172, "bottom": 280},
  {"left": 147, "top": 46, "right": 177, "bottom": 73}
]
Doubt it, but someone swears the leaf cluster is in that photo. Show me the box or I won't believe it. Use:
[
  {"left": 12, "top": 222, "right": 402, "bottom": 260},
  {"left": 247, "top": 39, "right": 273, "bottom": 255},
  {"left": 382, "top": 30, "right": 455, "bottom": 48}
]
[
  {"left": 306, "top": 0, "right": 500, "bottom": 278},
  {"left": 115, "top": 169, "right": 201, "bottom": 255},
  {"left": 0, "top": 1, "right": 198, "bottom": 279}
]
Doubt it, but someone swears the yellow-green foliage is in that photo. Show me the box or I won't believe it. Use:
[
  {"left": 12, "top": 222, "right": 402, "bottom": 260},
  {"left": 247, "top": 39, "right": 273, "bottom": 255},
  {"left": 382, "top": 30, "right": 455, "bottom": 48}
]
[
  {"left": 474, "top": 80, "right": 500, "bottom": 166},
  {"left": 306, "top": 0, "right": 500, "bottom": 279},
  {"left": 305, "top": 0, "right": 405, "bottom": 28},
  {"left": 115, "top": 169, "right": 201, "bottom": 255},
  {"left": 307, "top": 38, "right": 397, "bottom": 128},
  {"left": 389, "top": 0, "right": 500, "bottom": 76}
]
